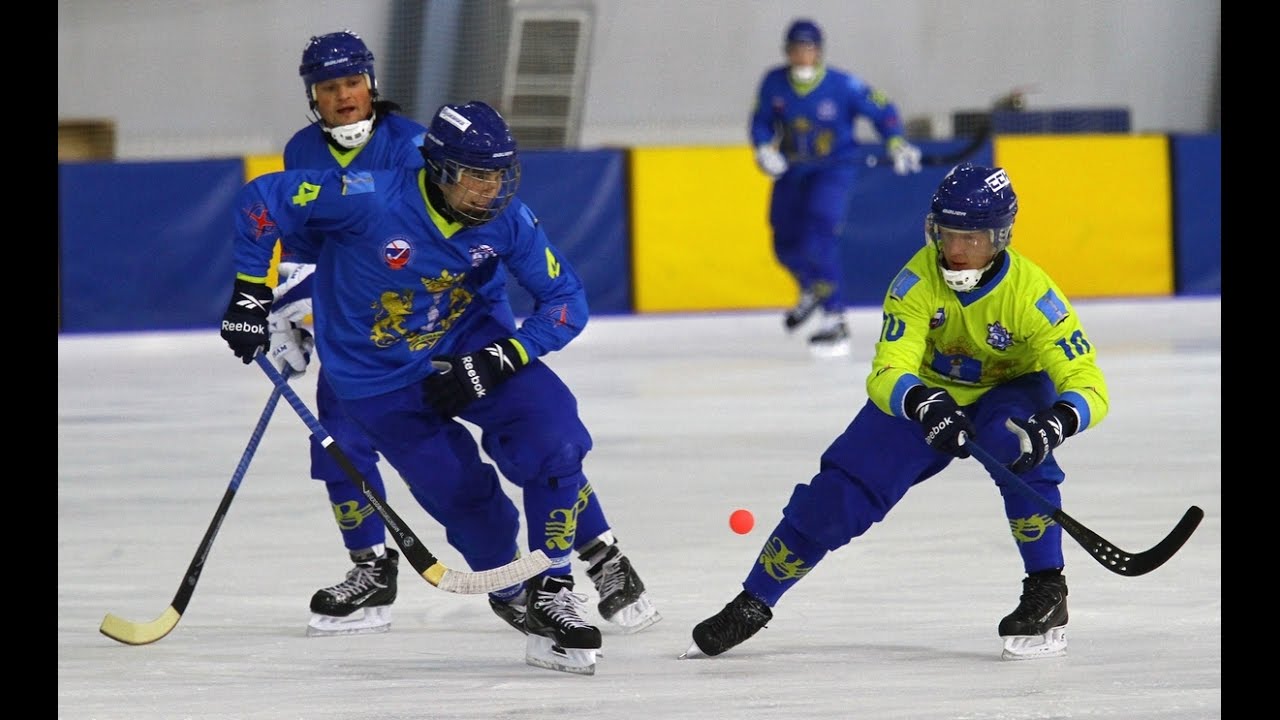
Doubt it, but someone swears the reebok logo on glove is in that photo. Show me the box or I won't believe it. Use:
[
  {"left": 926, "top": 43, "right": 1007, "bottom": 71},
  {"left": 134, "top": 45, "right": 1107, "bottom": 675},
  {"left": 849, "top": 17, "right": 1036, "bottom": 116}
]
[
  {"left": 924, "top": 415, "right": 960, "bottom": 446},
  {"left": 462, "top": 356, "right": 486, "bottom": 397},
  {"left": 1004, "top": 404, "right": 1075, "bottom": 474},
  {"left": 1043, "top": 415, "right": 1064, "bottom": 441},
  {"left": 222, "top": 320, "right": 265, "bottom": 334},
  {"left": 912, "top": 390, "right": 947, "bottom": 422},
  {"left": 906, "top": 385, "right": 975, "bottom": 459},
  {"left": 424, "top": 337, "right": 528, "bottom": 418},
  {"left": 485, "top": 343, "right": 517, "bottom": 373},
  {"left": 221, "top": 278, "right": 273, "bottom": 364},
  {"left": 1032, "top": 423, "right": 1051, "bottom": 447},
  {"left": 234, "top": 291, "right": 269, "bottom": 313}
]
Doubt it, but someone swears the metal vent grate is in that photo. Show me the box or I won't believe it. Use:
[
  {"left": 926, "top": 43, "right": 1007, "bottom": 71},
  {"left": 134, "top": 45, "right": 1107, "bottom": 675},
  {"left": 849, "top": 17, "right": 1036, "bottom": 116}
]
[{"left": 501, "top": 6, "right": 592, "bottom": 149}]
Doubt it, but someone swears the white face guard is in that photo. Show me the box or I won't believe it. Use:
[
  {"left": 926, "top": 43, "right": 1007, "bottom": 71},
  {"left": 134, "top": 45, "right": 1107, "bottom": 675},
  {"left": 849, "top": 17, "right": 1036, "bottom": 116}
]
[
  {"left": 937, "top": 261, "right": 990, "bottom": 293},
  {"left": 786, "top": 39, "right": 821, "bottom": 84},
  {"left": 325, "top": 112, "right": 375, "bottom": 149},
  {"left": 790, "top": 65, "right": 818, "bottom": 83}
]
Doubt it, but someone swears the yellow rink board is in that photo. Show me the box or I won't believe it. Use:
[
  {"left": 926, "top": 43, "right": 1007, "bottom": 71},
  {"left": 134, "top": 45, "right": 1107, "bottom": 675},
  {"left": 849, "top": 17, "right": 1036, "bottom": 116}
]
[
  {"left": 631, "top": 147, "right": 794, "bottom": 313},
  {"left": 244, "top": 139, "right": 1174, "bottom": 311},
  {"left": 992, "top": 135, "right": 1173, "bottom": 297}
]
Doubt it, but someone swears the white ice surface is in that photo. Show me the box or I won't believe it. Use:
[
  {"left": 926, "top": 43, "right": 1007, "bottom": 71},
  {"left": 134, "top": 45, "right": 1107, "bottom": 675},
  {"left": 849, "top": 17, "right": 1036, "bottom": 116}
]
[{"left": 59, "top": 298, "right": 1221, "bottom": 720}]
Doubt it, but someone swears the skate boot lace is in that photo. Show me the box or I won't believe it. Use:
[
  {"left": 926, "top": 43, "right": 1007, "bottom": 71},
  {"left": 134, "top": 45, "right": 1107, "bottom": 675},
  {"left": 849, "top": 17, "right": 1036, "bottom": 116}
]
[
  {"left": 325, "top": 564, "right": 385, "bottom": 602},
  {"left": 533, "top": 586, "right": 593, "bottom": 629},
  {"left": 595, "top": 557, "right": 627, "bottom": 598}
]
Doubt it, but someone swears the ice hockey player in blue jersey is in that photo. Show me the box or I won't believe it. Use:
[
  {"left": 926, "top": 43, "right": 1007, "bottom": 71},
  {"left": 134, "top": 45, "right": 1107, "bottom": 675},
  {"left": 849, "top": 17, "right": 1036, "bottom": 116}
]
[
  {"left": 222, "top": 100, "right": 659, "bottom": 675},
  {"left": 683, "top": 164, "right": 1111, "bottom": 662},
  {"left": 267, "top": 29, "right": 434, "bottom": 638},
  {"left": 269, "top": 33, "right": 658, "bottom": 643},
  {"left": 751, "top": 18, "right": 923, "bottom": 356}
]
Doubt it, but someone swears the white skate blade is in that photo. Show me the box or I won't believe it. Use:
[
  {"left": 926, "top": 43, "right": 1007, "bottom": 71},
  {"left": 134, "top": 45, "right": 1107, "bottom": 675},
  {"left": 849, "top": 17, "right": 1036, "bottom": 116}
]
[
  {"left": 1001, "top": 626, "right": 1067, "bottom": 660},
  {"left": 603, "top": 594, "right": 662, "bottom": 634},
  {"left": 306, "top": 605, "right": 392, "bottom": 637},
  {"left": 808, "top": 339, "right": 851, "bottom": 358},
  {"left": 525, "top": 634, "right": 598, "bottom": 675},
  {"left": 678, "top": 641, "right": 708, "bottom": 660}
]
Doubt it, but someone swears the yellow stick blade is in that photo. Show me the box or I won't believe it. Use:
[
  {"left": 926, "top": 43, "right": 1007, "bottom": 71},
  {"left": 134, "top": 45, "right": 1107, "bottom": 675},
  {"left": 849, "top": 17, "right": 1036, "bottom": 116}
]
[{"left": 99, "top": 607, "right": 181, "bottom": 645}]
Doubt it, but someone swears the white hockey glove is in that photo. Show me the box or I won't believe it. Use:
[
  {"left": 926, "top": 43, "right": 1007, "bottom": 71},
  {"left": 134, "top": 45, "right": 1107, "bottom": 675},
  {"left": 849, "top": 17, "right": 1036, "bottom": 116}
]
[
  {"left": 887, "top": 137, "right": 922, "bottom": 175},
  {"left": 267, "top": 262, "right": 316, "bottom": 375},
  {"left": 754, "top": 144, "right": 789, "bottom": 178},
  {"left": 267, "top": 314, "right": 314, "bottom": 376},
  {"left": 274, "top": 262, "right": 315, "bottom": 316}
]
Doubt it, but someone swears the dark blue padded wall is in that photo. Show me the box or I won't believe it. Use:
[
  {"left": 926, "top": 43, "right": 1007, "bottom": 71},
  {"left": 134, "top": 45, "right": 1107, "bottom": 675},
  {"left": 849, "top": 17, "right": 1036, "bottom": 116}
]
[
  {"left": 1170, "top": 134, "right": 1221, "bottom": 296},
  {"left": 59, "top": 159, "right": 245, "bottom": 332},
  {"left": 507, "top": 149, "right": 631, "bottom": 317}
]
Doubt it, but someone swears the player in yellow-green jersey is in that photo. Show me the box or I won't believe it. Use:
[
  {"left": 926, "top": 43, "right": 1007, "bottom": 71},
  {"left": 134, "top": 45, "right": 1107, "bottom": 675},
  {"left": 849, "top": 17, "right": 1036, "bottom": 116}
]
[{"left": 685, "top": 163, "right": 1110, "bottom": 662}]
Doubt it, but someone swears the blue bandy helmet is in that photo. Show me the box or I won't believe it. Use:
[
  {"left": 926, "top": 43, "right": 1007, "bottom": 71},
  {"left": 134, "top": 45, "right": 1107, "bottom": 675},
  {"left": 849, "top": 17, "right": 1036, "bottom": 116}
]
[
  {"left": 926, "top": 163, "right": 1018, "bottom": 291},
  {"left": 299, "top": 30, "right": 377, "bottom": 105},
  {"left": 785, "top": 19, "right": 823, "bottom": 48},
  {"left": 420, "top": 101, "right": 521, "bottom": 226}
]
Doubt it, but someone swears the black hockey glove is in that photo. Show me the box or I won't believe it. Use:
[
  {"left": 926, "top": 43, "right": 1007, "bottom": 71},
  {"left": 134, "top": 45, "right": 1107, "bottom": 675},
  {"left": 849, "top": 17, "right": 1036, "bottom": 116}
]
[
  {"left": 220, "top": 278, "right": 273, "bottom": 364},
  {"left": 425, "top": 338, "right": 527, "bottom": 418},
  {"left": 905, "top": 385, "right": 975, "bottom": 458},
  {"left": 1004, "top": 404, "right": 1079, "bottom": 474}
]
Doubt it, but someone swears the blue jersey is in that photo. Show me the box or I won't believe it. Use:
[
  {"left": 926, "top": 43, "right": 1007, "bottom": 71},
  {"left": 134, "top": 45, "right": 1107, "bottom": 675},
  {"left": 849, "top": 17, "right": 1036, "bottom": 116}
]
[
  {"left": 232, "top": 167, "right": 588, "bottom": 400},
  {"left": 284, "top": 112, "right": 427, "bottom": 173},
  {"left": 280, "top": 111, "right": 426, "bottom": 263},
  {"left": 749, "top": 64, "right": 906, "bottom": 166}
]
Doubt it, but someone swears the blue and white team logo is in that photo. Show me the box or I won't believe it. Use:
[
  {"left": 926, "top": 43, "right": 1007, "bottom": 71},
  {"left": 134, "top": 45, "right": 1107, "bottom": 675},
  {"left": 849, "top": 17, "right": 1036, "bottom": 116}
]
[
  {"left": 383, "top": 237, "right": 413, "bottom": 270},
  {"left": 929, "top": 307, "right": 946, "bottom": 329},
  {"left": 986, "top": 320, "right": 1013, "bottom": 351},
  {"left": 817, "top": 99, "right": 838, "bottom": 121},
  {"left": 469, "top": 244, "right": 498, "bottom": 267}
]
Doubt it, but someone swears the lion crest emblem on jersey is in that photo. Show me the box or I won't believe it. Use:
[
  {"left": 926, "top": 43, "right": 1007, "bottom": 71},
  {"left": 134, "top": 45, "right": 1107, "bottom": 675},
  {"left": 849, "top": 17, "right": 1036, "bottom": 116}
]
[{"left": 986, "top": 320, "right": 1013, "bottom": 351}]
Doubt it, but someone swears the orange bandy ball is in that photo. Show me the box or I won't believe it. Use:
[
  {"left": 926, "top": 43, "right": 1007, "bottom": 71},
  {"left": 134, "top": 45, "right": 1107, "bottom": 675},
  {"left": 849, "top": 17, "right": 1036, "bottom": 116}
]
[{"left": 729, "top": 509, "right": 755, "bottom": 534}]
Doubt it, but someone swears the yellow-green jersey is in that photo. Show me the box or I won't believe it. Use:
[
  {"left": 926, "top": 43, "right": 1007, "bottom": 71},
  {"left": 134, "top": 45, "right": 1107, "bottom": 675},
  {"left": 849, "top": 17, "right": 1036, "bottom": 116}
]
[{"left": 868, "top": 244, "right": 1109, "bottom": 432}]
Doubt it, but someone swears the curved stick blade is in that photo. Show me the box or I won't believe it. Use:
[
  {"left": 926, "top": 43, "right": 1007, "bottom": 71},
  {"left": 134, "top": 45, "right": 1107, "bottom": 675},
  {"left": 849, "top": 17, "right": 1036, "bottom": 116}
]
[
  {"left": 431, "top": 551, "right": 553, "bottom": 595},
  {"left": 1065, "top": 505, "right": 1205, "bottom": 577},
  {"left": 99, "top": 607, "right": 180, "bottom": 646},
  {"left": 967, "top": 441, "right": 1205, "bottom": 578}
]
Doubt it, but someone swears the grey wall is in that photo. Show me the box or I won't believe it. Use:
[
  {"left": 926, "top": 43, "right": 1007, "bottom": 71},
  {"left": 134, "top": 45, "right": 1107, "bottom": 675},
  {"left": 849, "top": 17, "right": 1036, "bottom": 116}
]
[{"left": 57, "top": 0, "right": 1220, "bottom": 160}]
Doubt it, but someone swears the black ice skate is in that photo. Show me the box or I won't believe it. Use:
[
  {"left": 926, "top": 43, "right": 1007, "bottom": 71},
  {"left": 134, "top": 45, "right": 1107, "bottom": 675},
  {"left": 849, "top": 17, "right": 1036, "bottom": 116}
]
[
  {"left": 998, "top": 571, "right": 1068, "bottom": 660},
  {"left": 807, "top": 314, "right": 850, "bottom": 358},
  {"left": 490, "top": 589, "right": 528, "bottom": 636},
  {"left": 524, "top": 574, "right": 602, "bottom": 675},
  {"left": 582, "top": 539, "right": 661, "bottom": 633},
  {"left": 306, "top": 548, "right": 398, "bottom": 637},
  {"left": 681, "top": 590, "right": 773, "bottom": 658},
  {"left": 784, "top": 282, "right": 834, "bottom": 331}
]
